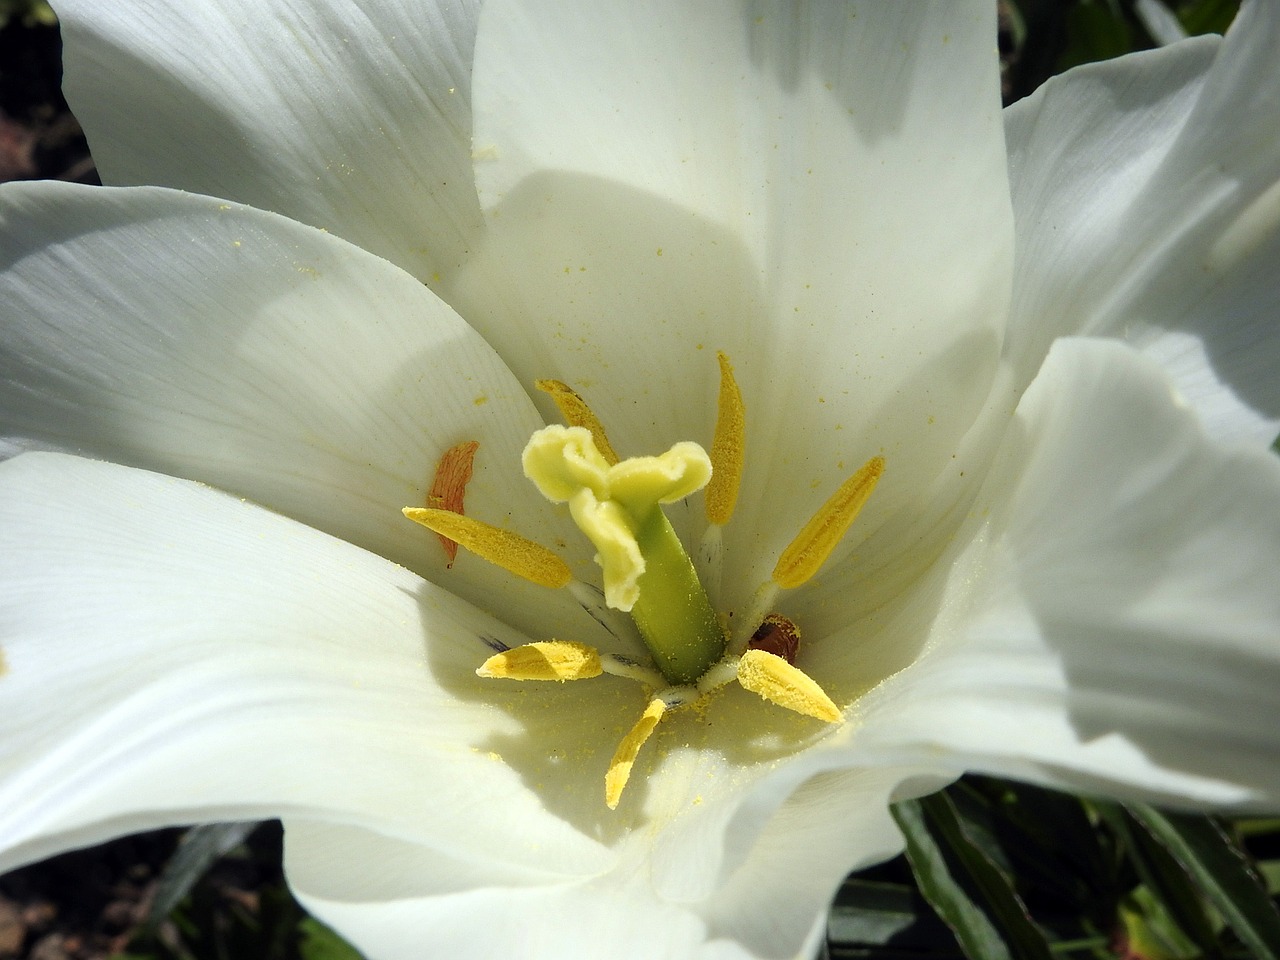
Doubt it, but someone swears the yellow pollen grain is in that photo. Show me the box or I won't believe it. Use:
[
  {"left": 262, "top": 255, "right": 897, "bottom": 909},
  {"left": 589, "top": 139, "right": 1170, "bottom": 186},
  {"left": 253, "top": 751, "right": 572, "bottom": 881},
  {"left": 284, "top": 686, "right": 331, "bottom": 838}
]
[
  {"left": 736, "top": 649, "right": 842, "bottom": 723},
  {"left": 535, "top": 379, "right": 620, "bottom": 466},
  {"left": 477, "top": 641, "right": 603, "bottom": 681},
  {"left": 402, "top": 508, "right": 572, "bottom": 589},
  {"left": 705, "top": 351, "right": 745, "bottom": 526},
  {"left": 605, "top": 697, "right": 667, "bottom": 809},
  {"left": 772, "top": 455, "right": 884, "bottom": 589}
]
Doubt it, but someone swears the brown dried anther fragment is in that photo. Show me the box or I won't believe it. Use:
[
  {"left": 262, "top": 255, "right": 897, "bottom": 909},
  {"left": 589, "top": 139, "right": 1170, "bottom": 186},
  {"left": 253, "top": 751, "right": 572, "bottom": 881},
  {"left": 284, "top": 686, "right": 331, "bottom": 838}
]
[
  {"left": 747, "top": 613, "right": 800, "bottom": 665},
  {"left": 426, "top": 440, "right": 479, "bottom": 566}
]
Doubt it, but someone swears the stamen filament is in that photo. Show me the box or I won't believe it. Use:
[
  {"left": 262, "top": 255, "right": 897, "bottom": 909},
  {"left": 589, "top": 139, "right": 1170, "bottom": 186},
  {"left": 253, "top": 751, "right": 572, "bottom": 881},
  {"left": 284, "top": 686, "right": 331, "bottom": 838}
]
[
  {"left": 567, "top": 579, "right": 634, "bottom": 641},
  {"left": 705, "top": 351, "right": 745, "bottom": 526},
  {"left": 402, "top": 507, "right": 572, "bottom": 589},
  {"left": 605, "top": 697, "right": 667, "bottom": 809},
  {"left": 696, "top": 656, "right": 741, "bottom": 695},
  {"left": 536, "top": 380, "right": 620, "bottom": 466},
  {"left": 729, "top": 581, "right": 780, "bottom": 656},
  {"left": 695, "top": 523, "right": 724, "bottom": 608},
  {"left": 600, "top": 654, "right": 668, "bottom": 688},
  {"left": 771, "top": 456, "right": 884, "bottom": 589}
]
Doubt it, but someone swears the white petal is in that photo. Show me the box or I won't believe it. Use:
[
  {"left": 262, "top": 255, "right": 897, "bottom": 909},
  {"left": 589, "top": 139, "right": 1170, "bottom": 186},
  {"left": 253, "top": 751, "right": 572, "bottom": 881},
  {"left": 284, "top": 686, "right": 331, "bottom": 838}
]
[
  {"left": 0, "top": 453, "right": 612, "bottom": 878},
  {"left": 288, "top": 822, "right": 708, "bottom": 960},
  {"left": 696, "top": 767, "right": 930, "bottom": 960},
  {"left": 452, "top": 1, "right": 1015, "bottom": 600},
  {"left": 0, "top": 181, "right": 595, "bottom": 642},
  {"left": 53, "top": 0, "right": 481, "bottom": 285},
  {"left": 286, "top": 765, "right": 923, "bottom": 960},
  {"left": 1005, "top": 3, "right": 1280, "bottom": 445},
  {"left": 862, "top": 338, "right": 1280, "bottom": 806}
]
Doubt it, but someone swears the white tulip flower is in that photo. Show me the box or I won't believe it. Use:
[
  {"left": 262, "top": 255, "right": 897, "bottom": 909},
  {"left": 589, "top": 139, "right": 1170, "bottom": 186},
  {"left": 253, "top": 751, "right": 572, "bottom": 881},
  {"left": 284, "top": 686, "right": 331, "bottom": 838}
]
[{"left": 2, "top": 2, "right": 1280, "bottom": 958}]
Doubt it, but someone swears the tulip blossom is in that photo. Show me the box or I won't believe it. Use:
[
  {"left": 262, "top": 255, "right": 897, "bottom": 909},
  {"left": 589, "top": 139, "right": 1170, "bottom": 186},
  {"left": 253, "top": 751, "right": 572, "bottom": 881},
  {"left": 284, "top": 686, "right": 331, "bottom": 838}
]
[{"left": 3, "top": 0, "right": 1280, "bottom": 957}]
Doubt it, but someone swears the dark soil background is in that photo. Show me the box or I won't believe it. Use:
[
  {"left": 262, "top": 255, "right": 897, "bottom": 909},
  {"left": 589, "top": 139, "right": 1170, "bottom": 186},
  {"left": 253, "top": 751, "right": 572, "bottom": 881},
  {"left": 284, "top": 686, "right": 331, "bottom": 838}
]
[{"left": 0, "top": 13, "right": 94, "bottom": 183}]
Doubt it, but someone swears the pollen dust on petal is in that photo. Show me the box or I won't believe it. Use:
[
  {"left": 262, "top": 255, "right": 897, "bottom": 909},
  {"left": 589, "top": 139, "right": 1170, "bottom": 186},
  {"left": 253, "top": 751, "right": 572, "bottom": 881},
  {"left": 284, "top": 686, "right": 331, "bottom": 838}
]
[{"left": 427, "top": 440, "right": 480, "bottom": 567}]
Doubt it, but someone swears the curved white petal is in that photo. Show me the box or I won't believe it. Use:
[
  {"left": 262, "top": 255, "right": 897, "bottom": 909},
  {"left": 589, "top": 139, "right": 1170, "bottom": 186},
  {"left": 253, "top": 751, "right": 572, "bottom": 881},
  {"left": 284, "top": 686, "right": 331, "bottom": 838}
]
[
  {"left": 52, "top": 0, "right": 481, "bottom": 285},
  {"left": 862, "top": 338, "right": 1280, "bottom": 806},
  {"left": 285, "top": 766, "right": 925, "bottom": 960},
  {"left": 453, "top": 0, "right": 1015, "bottom": 603},
  {"left": 1005, "top": 2, "right": 1280, "bottom": 445},
  {"left": 0, "top": 453, "right": 612, "bottom": 879},
  {"left": 0, "top": 181, "right": 596, "bottom": 642},
  {"left": 289, "top": 823, "right": 709, "bottom": 960}
]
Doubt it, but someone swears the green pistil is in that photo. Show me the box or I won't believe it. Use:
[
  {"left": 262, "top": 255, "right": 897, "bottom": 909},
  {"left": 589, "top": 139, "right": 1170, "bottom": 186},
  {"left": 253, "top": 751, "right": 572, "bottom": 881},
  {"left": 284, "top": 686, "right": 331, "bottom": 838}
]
[
  {"left": 629, "top": 507, "right": 725, "bottom": 684},
  {"left": 523, "top": 424, "right": 725, "bottom": 685}
]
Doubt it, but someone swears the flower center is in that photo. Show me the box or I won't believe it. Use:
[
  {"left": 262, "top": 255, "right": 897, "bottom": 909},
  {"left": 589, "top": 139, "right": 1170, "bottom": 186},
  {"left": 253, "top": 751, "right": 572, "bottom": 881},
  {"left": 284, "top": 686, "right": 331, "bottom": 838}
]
[{"left": 402, "top": 352, "right": 883, "bottom": 808}]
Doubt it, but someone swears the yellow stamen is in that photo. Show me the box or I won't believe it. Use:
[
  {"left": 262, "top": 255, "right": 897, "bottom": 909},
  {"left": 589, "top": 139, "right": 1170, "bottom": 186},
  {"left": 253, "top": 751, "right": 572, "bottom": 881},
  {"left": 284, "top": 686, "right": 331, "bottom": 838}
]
[
  {"left": 402, "top": 507, "right": 573, "bottom": 589},
  {"left": 477, "top": 641, "right": 603, "bottom": 681},
  {"left": 605, "top": 697, "right": 667, "bottom": 809},
  {"left": 426, "top": 440, "right": 480, "bottom": 567},
  {"left": 736, "top": 649, "right": 843, "bottom": 723},
  {"left": 536, "top": 379, "right": 620, "bottom": 466},
  {"left": 705, "top": 351, "right": 746, "bottom": 526},
  {"left": 771, "top": 456, "right": 884, "bottom": 589}
]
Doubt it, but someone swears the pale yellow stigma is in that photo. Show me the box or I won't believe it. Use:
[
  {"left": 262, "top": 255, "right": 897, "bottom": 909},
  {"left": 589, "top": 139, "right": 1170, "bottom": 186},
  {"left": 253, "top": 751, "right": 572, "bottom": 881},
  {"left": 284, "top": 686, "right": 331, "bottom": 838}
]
[
  {"left": 477, "top": 641, "right": 603, "bottom": 681},
  {"left": 772, "top": 456, "right": 884, "bottom": 589},
  {"left": 736, "top": 649, "right": 843, "bottom": 723},
  {"left": 536, "top": 379, "right": 620, "bottom": 466},
  {"left": 705, "top": 351, "right": 745, "bottom": 526},
  {"left": 401, "top": 508, "right": 573, "bottom": 589},
  {"left": 523, "top": 425, "right": 712, "bottom": 612},
  {"left": 605, "top": 697, "right": 667, "bottom": 809}
]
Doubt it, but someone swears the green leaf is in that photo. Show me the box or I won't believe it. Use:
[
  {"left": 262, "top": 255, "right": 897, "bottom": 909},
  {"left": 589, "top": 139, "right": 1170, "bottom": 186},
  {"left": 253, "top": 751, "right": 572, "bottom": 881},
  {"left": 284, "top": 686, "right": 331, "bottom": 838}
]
[
  {"left": 299, "top": 918, "right": 365, "bottom": 960},
  {"left": 1117, "top": 886, "right": 1200, "bottom": 960},
  {"left": 827, "top": 877, "right": 955, "bottom": 950},
  {"left": 146, "top": 822, "right": 259, "bottom": 929},
  {"left": 1175, "top": 0, "right": 1241, "bottom": 35},
  {"left": 1057, "top": 1, "right": 1134, "bottom": 71},
  {"left": 827, "top": 879, "right": 919, "bottom": 945},
  {"left": 892, "top": 793, "right": 1054, "bottom": 960},
  {"left": 1127, "top": 804, "right": 1280, "bottom": 960},
  {"left": 1095, "top": 802, "right": 1219, "bottom": 957}
]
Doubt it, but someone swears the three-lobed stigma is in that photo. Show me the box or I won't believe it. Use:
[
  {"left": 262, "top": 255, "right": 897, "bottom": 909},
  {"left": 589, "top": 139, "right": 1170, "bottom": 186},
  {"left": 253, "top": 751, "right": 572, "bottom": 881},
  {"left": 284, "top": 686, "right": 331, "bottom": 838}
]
[{"left": 403, "top": 351, "right": 883, "bottom": 809}]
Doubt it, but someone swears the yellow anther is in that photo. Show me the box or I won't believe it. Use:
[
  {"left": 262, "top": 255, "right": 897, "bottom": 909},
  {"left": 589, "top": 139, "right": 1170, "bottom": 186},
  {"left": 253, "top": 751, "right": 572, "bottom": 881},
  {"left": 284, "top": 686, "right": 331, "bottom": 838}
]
[
  {"left": 705, "top": 351, "right": 745, "bottom": 526},
  {"left": 536, "top": 379, "right": 620, "bottom": 466},
  {"left": 736, "top": 649, "right": 843, "bottom": 724},
  {"left": 402, "top": 507, "right": 573, "bottom": 589},
  {"left": 605, "top": 697, "right": 667, "bottom": 809},
  {"left": 477, "top": 641, "right": 603, "bottom": 681},
  {"left": 771, "top": 456, "right": 884, "bottom": 589}
]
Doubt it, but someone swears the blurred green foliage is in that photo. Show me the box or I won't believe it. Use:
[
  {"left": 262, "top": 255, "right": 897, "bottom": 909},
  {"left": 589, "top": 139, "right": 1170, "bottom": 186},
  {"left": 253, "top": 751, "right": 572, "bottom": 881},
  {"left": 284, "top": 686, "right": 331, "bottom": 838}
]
[
  {"left": 0, "top": 0, "right": 54, "bottom": 27},
  {"left": 829, "top": 778, "right": 1280, "bottom": 960},
  {"left": 1003, "top": 0, "right": 1240, "bottom": 103}
]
